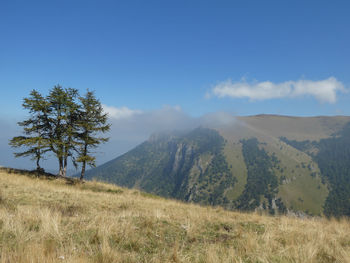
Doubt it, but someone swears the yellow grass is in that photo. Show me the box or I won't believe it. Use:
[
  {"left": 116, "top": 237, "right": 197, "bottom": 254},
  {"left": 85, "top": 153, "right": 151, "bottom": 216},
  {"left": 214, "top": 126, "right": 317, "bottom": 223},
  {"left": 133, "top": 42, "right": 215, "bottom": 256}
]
[{"left": 0, "top": 169, "right": 350, "bottom": 262}]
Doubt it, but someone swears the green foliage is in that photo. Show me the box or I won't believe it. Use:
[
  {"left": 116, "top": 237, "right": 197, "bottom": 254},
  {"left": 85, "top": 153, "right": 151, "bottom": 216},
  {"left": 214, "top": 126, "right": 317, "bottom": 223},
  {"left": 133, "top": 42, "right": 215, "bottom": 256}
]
[
  {"left": 76, "top": 90, "right": 110, "bottom": 180},
  {"left": 279, "top": 137, "right": 316, "bottom": 152},
  {"left": 191, "top": 153, "right": 237, "bottom": 206},
  {"left": 10, "top": 86, "right": 109, "bottom": 178},
  {"left": 314, "top": 123, "right": 350, "bottom": 217},
  {"left": 280, "top": 123, "right": 350, "bottom": 218},
  {"left": 235, "top": 138, "right": 278, "bottom": 213},
  {"left": 85, "top": 120, "right": 350, "bottom": 217},
  {"left": 85, "top": 128, "right": 237, "bottom": 207},
  {"left": 46, "top": 85, "right": 80, "bottom": 176},
  {"left": 9, "top": 90, "right": 50, "bottom": 170},
  {"left": 182, "top": 127, "right": 224, "bottom": 155}
]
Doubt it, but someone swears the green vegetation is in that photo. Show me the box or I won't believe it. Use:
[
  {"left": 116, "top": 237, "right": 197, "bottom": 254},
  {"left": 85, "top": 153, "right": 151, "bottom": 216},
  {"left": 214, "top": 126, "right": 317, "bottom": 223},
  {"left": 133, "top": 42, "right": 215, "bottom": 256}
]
[
  {"left": 222, "top": 142, "right": 247, "bottom": 201},
  {"left": 85, "top": 115, "right": 350, "bottom": 217},
  {"left": 86, "top": 128, "right": 237, "bottom": 207},
  {"left": 191, "top": 153, "right": 237, "bottom": 206},
  {"left": 278, "top": 173, "right": 327, "bottom": 216},
  {"left": 76, "top": 91, "right": 110, "bottom": 180},
  {"left": 279, "top": 122, "right": 350, "bottom": 217},
  {"left": 315, "top": 123, "right": 350, "bottom": 217},
  {"left": 235, "top": 138, "right": 280, "bottom": 214},
  {"left": 9, "top": 86, "right": 109, "bottom": 179},
  {"left": 260, "top": 137, "right": 327, "bottom": 215},
  {"left": 279, "top": 137, "right": 315, "bottom": 152},
  {"left": 9, "top": 90, "right": 51, "bottom": 171}
]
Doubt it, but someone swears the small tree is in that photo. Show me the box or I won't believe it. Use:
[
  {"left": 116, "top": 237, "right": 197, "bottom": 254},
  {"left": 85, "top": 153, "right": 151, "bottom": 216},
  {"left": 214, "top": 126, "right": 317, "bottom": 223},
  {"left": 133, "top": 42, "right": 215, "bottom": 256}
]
[
  {"left": 76, "top": 90, "right": 110, "bottom": 180},
  {"left": 9, "top": 90, "right": 50, "bottom": 171}
]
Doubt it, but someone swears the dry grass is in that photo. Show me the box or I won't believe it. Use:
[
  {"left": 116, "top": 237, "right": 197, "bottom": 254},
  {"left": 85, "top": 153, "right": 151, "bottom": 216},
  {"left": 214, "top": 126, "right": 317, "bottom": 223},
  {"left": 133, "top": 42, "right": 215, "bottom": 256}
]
[{"left": 0, "top": 170, "right": 350, "bottom": 262}]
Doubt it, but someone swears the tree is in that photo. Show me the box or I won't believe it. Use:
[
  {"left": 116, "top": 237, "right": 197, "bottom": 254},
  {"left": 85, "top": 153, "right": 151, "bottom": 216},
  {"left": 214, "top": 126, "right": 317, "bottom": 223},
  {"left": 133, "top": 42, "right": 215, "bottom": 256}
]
[
  {"left": 76, "top": 90, "right": 110, "bottom": 180},
  {"left": 46, "top": 85, "right": 80, "bottom": 177},
  {"left": 9, "top": 90, "right": 50, "bottom": 171},
  {"left": 10, "top": 86, "right": 110, "bottom": 178}
]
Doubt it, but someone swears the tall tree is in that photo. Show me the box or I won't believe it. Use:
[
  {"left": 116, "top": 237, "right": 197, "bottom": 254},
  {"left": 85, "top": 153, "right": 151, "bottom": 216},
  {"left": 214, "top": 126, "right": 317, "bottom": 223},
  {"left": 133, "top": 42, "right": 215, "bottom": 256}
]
[
  {"left": 76, "top": 90, "right": 110, "bottom": 180},
  {"left": 11, "top": 86, "right": 109, "bottom": 178},
  {"left": 46, "top": 85, "right": 80, "bottom": 177},
  {"left": 9, "top": 90, "right": 50, "bottom": 171}
]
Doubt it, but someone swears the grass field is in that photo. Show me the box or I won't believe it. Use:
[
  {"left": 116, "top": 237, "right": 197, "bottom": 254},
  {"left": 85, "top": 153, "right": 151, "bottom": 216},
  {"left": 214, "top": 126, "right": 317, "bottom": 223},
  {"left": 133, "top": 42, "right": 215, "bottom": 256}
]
[
  {"left": 261, "top": 138, "right": 328, "bottom": 216},
  {"left": 223, "top": 142, "right": 247, "bottom": 201},
  {"left": 0, "top": 168, "right": 350, "bottom": 262}
]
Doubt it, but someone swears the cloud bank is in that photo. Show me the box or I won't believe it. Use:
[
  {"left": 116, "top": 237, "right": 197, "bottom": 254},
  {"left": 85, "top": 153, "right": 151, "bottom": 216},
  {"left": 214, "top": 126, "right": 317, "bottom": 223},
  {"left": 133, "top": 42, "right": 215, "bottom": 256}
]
[
  {"left": 1, "top": 105, "right": 237, "bottom": 170},
  {"left": 98, "top": 105, "right": 196, "bottom": 165},
  {"left": 209, "top": 77, "right": 345, "bottom": 103},
  {"left": 102, "top": 105, "right": 142, "bottom": 120},
  {"left": 98, "top": 105, "right": 236, "bottom": 164},
  {"left": 104, "top": 105, "right": 236, "bottom": 135}
]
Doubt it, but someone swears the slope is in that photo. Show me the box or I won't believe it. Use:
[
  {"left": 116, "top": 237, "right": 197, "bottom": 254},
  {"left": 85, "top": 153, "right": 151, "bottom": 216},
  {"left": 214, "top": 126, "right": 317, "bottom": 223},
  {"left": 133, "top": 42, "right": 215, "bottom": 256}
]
[
  {"left": 86, "top": 115, "right": 350, "bottom": 217},
  {"left": 217, "top": 115, "right": 335, "bottom": 215},
  {"left": 85, "top": 127, "right": 237, "bottom": 206},
  {"left": 1, "top": 168, "right": 350, "bottom": 262}
]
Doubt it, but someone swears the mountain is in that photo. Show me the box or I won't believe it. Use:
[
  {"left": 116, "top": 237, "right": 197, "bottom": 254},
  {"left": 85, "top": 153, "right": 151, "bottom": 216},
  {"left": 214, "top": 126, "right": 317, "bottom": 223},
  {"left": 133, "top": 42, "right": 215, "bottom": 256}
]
[{"left": 85, "top": 115, "right": 350, "bottom": 217}]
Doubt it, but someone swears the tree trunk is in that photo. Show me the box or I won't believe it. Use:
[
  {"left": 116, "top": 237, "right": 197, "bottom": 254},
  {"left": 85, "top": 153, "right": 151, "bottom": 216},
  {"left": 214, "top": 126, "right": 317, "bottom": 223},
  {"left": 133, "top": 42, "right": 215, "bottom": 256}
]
[
  {"left": 63, "top": 157, "right": 67, "bottom": 177},
  {"left": 36, "top": 157, "right": 40, "bottom": 171},
  {"left": 80, "top": 143, "right": 88, "bottom": 180},
  {"left": 58, "top": 158, "right": 63, "bottom": 177},
  {"left": 80, "top": 161, "right": 86, "bottom": 181}
]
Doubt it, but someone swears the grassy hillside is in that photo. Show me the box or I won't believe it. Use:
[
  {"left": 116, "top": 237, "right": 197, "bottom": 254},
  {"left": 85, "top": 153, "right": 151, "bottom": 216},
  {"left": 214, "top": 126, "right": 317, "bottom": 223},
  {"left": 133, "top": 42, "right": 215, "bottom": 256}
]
[
  {"left": 237, "top": 115, "right": 350, "bottom": 141},
  {"left": 219, "top": 128, "right": 328, "bottom": 215},
  {"left": 84, "top": 115, "right": 350, "bottom": 217},
  {"left": 217, "top": 115, "right": 350, "bottom": 216},
  {"left": 280, "top": 122, "right": 350, "bottom": 217},
  {"left": 1, "top": 169, "right": 350, "bottom": 262}
]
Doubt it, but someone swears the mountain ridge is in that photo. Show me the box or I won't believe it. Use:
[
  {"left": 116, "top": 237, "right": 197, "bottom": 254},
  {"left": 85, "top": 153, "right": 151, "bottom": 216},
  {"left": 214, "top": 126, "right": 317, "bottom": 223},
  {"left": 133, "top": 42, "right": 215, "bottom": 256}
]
[{"left": 85, "top": 115, "right": 350, "bottom": 217}]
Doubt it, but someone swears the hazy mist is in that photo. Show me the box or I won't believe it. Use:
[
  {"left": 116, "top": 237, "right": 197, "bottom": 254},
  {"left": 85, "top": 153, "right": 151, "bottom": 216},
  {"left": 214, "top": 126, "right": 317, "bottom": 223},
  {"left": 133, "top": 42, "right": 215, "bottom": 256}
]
[{"left": 1, "top": 107, "right": 236, "bottom": 173}]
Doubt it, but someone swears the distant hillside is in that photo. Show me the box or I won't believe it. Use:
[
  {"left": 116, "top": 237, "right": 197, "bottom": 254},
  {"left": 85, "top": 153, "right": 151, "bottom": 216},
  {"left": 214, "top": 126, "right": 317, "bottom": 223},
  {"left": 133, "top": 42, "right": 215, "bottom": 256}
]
[
  {"left": 85, "top": 115, "right": 350, "bottom": 217},
  {"left": 85, "top": 127, "right": 236, "bottom": 205},
  {"left": 1, "top": 168, "right": 350, "bottom": 262}
]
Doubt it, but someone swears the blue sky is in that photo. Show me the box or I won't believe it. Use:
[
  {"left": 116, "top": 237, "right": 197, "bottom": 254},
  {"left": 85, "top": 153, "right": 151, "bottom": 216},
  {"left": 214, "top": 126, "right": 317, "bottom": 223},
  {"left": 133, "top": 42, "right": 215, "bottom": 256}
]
[{"left": 1, "top": 0, "right": 350, "bottom": 169}]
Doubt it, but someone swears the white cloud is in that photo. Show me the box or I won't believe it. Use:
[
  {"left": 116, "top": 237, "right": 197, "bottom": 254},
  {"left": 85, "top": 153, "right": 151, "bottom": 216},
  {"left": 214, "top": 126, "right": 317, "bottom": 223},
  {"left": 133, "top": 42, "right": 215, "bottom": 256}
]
[
  {"left": 102, "top": 105, "right": 142, "bottom": 120},
  {"left": 210, "top": 77, "right": 345, "bottom": 103}
]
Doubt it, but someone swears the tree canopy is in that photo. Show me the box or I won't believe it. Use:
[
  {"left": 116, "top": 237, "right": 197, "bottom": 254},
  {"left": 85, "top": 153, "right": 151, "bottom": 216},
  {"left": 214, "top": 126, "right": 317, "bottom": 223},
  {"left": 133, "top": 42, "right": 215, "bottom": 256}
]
[{"left": 10, "top": 85, "right": 110, "bottom": 179}]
